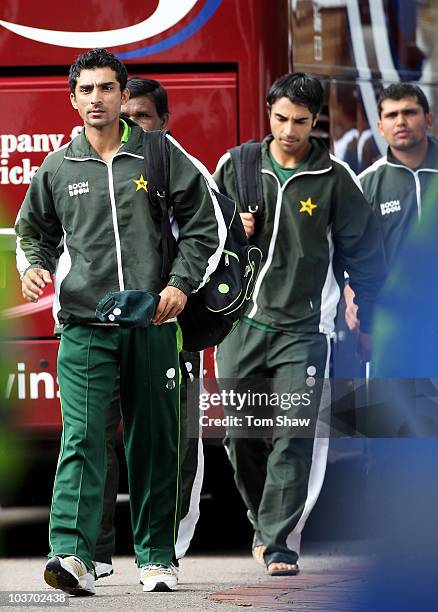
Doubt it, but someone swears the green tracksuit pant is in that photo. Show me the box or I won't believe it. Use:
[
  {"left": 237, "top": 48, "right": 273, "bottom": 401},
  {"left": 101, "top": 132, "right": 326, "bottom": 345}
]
[
  {"left": 95, "top": 352, "right": 202, "bottom": 565},
  {"left": 49, "top": 323, "right": 181, "bottom": 570},
  {"left": 216, "top": 321, "right": 330, "bottom": 566}
]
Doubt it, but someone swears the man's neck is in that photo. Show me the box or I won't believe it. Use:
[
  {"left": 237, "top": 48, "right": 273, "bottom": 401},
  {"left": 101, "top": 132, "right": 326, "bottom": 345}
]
[
  {"left": 269, "top": 139, "right": 311, "bottom": 168},
  {"left": 390, "top": 138, "right": 429, "bottom": 169},
  {"left": 85, "top": 121, "right": 122, "bottom": 162}
]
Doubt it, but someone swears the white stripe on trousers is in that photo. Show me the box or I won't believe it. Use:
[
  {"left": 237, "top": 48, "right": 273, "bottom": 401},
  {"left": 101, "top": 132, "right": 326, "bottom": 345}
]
[
  {"left": 175, "top": 351, "right": 205, "bottom": 559},
  {"left": 286, "top": 334, "right": 332, "bottom": 555}
]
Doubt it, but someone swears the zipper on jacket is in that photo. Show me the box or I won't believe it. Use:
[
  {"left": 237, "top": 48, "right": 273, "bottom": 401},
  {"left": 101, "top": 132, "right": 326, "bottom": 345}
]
[
  {"left": 107, "top": 159, "right": 125, "bottom": 290},
  {"left": 64, "top": 154, "right": 126, "bottom": 291},
  {"left": 247, "top": 170, "right": 283, "bottom": 318},
  {"left": 247, "top": 167, "right": 331, "bottom": 319},
  {"left": 414, "top": 172, "right": 422, "bottom": 220},
  {"left": 387, "top": 162, "right": 423, "bottom": 220}
]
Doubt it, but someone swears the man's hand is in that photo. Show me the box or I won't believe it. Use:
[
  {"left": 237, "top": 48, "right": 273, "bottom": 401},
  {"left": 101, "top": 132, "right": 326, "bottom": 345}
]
[
  {"left": 344, "top": 284, "right": 360, "bottom": 332},
  {"left": 357, "top": 332, "right": 372, "bottom": 363},
  {"left": 239, "top": 212, "right": 255, "bottom": 238},
  {"left": 153, "top": 286, "right": 187, "bottom": 325},
  {"left": 21, "top": 268, "right": 52, "bottom": 302}
]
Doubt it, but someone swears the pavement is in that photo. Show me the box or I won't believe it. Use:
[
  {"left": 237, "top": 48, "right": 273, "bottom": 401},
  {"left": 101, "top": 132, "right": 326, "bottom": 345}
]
[{"left": 0, "top": 542, "right": 371, "bottom": 611}]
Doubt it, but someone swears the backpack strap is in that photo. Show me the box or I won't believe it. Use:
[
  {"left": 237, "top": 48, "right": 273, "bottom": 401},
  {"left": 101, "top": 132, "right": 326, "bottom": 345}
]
[
  {"left": 229, "top": 140, "right": 263, "bottom": 216},
  {"left": 142, "top": 130, "right": 176, "bottom": 280}
]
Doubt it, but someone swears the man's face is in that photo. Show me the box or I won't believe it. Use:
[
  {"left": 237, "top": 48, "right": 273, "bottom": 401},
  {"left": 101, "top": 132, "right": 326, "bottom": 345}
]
[
  {"left": 269, "top": 97, "right": 317, "bottom": 159},
  {"left": 121, "top": 95, "right": 168, "bottom": 131},
  {"left": 70, "top": 67, "right": 129, "bottom": 129},
  {"left": 378, "top": 96, "right": 433, "bottom": 152}
]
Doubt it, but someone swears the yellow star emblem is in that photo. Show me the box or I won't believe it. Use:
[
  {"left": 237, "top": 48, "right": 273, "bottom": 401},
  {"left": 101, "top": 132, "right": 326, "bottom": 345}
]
[
  {"left": 133, "top": 174, "right": 148, "bottom": 192},
  {"left": 299, "top": 197, "right": 317, "bottom": 216}
]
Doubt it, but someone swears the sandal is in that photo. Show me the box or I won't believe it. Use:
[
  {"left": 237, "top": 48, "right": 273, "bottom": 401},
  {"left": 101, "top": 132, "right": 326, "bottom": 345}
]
[{"left": 267, "top": 562, "right": 300, "bottom": 576}]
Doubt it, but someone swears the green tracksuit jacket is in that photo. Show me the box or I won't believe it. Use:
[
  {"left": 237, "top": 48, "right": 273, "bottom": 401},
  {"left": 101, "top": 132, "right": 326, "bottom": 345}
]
[
  {"left": 15, "top": 121, "right": 225, "bottom": 324},
  {"left": 214, "top": 136, "right": 386, "bottom": 334},
  {"left": 359, "top": 136, "right": 438, "bottom": 266}
]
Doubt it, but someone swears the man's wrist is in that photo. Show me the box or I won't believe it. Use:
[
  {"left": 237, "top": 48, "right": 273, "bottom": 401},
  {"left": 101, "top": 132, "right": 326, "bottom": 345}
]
[
  {"left": 167, "top": 275, "right": 192, "bottom": 296},
  {"left": 20, "top": 264, "right": 49, "bottom": 280}
]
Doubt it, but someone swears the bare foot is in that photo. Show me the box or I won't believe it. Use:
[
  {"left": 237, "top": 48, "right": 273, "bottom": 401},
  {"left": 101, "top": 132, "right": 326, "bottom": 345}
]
[
  {"left": 267, "top": 562, "right": 299, "bottom": 576},
  {"left": 252, "top": 544, "right": 266, "bottom": 566}
]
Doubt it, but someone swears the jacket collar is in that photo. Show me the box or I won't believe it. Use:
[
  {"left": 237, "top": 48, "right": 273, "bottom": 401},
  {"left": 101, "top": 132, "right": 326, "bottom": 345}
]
[
  {"left": 261, "top": 135, "right": 332, "bottom": 175},
  {"left": 386, "top": 136, "right": 438, "bottom": 171},
  {"left": 65, "top": 118, "right": 143, "bottom": 159}
]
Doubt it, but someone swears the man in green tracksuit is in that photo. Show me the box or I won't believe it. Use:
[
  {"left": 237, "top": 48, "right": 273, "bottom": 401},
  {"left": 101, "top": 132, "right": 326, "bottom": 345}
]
[
  {"left": 344, "top": 82, "right": 437, "bottom": 331},
  {"left": 15, "top": 49, "right": 224, "bottom": 596},
  {"left": 214, "top": 72, "right": 386, "bottom": 575},
  {"left": 357, "top": 86, "right": 438, "bottom": 603},
  {"left": 93, "top": 76, "right": 204, "bottom": 580}
]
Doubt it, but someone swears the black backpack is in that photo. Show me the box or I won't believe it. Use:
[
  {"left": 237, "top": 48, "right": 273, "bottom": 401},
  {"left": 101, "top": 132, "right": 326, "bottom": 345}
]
[{"left": 142, "top": 130, "right": 262, "bottom": 352}]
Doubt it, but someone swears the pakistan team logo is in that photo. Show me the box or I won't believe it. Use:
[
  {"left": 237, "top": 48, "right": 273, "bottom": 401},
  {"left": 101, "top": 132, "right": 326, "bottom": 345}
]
[
  {"left": 133, "top": 175, "right": 148, "bottom": 192},
  {"left": 299, "top": 197, "right": 317, "bottom": 216}
]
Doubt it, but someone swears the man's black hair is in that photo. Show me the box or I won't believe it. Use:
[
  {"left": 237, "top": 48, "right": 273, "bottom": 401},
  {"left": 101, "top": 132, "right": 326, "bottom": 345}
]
[
  {"left": 378, "top": 83, "right": 430, "bottom": 117},
  {"left": 267, "top": 72, "right": 323, "bottom": 116},
  {"left": 69, "top": 48, "right": 128, "bottom": 94},
  {"left": 126, "top": 77, "right": 169, "bottom": 117}
]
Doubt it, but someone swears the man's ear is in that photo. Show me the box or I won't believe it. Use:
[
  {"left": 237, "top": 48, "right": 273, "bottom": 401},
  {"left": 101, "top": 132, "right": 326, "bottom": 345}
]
[
  {"left": 377, "top": 120, "right": 384, "bottom": 138},
  {"left": 70, "top": 93, "right": 78, "bottom": 110},
  {"left": 161, "top": 113, "right": 170, "bottom": 130},
  {"left": 312, "top": 112, "right": 320, "bottom": 128},
  {"left": 121, "top": 88, "right": 130, "bottom": 106},
  {"left": 426, "top": 112, "right": 434, "bottom": 130}
]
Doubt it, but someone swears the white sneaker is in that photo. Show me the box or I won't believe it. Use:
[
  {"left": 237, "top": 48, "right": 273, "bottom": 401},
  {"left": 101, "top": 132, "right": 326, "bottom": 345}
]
[
  {"left": 140, "top": 564, "right": 178, "bottom": 592},
  {"left": 140, "top": 563, "right": 178, "bottom": 583},
  {"left": 44, "top": 556, "right": 95, "bottom": 596},
  {"left": 93, "top": 561, "right": 114, "bottom": 580},
  {"left": 170, "top": 562, "right": 179, "bottom": 578}
]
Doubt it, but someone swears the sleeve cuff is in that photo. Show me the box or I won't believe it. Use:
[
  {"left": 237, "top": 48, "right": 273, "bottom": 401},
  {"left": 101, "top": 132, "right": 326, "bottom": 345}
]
[{"left": 167, "top": 275, "right": 193, "bottom": 296}]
